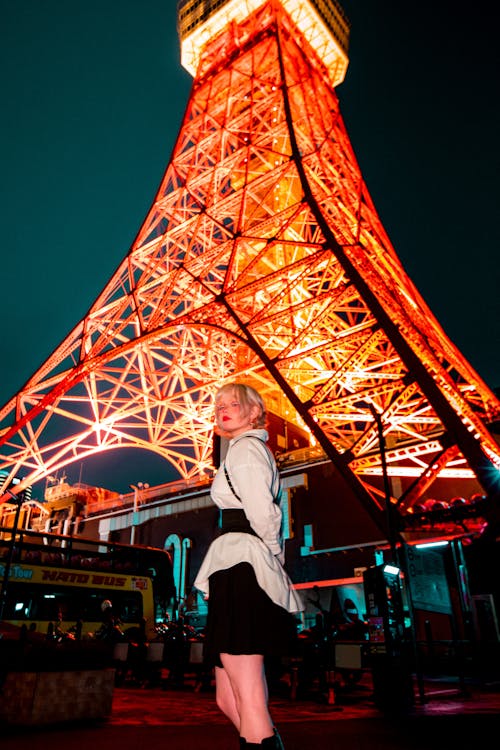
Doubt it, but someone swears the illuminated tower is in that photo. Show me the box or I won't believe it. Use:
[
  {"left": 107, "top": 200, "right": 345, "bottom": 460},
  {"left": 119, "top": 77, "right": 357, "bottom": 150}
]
[{"left": 1, "top": 0, "right": 499, "bottom": 538}]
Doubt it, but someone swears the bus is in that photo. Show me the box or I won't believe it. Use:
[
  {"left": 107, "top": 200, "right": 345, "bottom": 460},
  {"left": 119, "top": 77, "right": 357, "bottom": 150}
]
[{"left": 0, "top": 526, "right": 176, "bottom": 641}]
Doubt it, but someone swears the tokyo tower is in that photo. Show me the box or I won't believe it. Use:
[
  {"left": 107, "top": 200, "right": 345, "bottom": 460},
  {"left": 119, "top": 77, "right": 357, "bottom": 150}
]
[{"left": 1, "top": 0, "right": 499, "bottom": 538}]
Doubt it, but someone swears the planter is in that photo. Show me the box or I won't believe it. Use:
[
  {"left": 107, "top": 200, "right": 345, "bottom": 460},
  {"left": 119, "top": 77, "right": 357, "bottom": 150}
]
[{"left": 0, "top": 668, "right": 115, "bottom": 726}]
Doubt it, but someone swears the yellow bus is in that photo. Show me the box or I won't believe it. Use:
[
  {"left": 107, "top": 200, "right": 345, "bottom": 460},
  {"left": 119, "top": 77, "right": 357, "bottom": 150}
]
[{"left": 0, "top": 527, "right": 175, "bottom": 641}]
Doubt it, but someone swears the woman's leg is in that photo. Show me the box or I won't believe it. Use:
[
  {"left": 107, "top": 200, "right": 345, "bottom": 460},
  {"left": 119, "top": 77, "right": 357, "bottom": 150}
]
[
  {"left": 214, "top": 663, "right": 241, "bottom": 730},
  {"left": 220, "top": 653, "right": 274, "bottom": 743}
]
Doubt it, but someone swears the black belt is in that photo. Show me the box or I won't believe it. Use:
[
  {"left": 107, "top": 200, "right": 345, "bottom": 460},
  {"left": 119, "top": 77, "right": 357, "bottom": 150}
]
[{"left": 219, "top": 509, "right": 258, "bottom": 536}]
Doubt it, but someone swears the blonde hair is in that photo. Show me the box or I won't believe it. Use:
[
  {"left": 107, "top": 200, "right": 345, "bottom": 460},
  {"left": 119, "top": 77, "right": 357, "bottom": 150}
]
[{"left": 215, "top": 382, "right": 267, "bottom": 429}]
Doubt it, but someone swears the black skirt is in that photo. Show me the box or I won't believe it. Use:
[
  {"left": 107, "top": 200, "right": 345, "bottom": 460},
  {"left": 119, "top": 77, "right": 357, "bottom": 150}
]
[{"left": 203, "top": 561, "right": 298, "bottom": 669}]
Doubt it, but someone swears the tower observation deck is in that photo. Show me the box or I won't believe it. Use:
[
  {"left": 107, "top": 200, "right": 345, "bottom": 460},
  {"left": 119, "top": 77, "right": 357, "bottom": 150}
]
[
  {"left": 178, "top": 0, "right": 350, "bottom": 86},
  {"left": 0, "top": 0, "right": 499, "bottom": 543}
]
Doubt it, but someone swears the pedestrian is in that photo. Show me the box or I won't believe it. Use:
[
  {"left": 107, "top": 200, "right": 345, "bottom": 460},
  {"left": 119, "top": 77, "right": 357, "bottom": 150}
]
[{"left": 194, "top": 382, "right": 304, "bottom": 748}]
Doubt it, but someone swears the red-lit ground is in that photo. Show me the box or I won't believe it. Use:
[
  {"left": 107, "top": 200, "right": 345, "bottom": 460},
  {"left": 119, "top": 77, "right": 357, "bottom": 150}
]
[{"left": 4, "top": 670, "right": 500, "bottom": 749}]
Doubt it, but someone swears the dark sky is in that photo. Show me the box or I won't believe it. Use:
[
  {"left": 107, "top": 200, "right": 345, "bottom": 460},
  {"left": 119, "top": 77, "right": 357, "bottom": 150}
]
[{"left": 1, "top": 1, "right": 499, "bottom": 494}]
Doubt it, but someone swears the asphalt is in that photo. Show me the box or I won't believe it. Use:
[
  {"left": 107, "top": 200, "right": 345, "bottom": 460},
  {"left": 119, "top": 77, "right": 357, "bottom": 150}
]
[{"left": 3, "top": 671, "right": 500, "bottom": 750}]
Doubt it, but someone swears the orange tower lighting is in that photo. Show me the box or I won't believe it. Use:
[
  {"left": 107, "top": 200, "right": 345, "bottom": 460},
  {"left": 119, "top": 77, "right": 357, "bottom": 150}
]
[{"left": 1, "top": 0, "right": 499, "bottom": 537}]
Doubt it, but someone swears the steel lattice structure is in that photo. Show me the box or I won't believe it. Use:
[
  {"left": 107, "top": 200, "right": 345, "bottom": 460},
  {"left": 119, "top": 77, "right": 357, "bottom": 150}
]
[{"left": 1, "top": 0, "right": 499, "bottom": 534}]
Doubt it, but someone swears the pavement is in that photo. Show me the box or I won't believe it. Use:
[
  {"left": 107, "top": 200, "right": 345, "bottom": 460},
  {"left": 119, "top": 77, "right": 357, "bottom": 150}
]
[{"left": 3, "top": 670, "right": 500, "bottom": 750}]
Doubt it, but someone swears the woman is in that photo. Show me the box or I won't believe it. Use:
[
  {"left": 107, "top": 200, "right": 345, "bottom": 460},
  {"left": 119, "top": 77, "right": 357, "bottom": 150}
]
[{"left": 194, "top": 382, "right": 303, "bottom": 749}]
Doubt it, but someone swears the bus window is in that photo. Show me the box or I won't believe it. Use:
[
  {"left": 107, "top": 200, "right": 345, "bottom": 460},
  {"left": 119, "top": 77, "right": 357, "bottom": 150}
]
[{"left": 1, "top": 573, "right": 150, "bottom": 638}]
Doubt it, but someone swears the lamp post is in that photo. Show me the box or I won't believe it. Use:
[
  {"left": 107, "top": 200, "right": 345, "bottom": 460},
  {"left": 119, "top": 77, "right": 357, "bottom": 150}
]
[
  {"left": 367, "top": 402, "right": 398, "bottom": 566},
  {"left": 128, "top": 482, "right": 149, "bottom": 545},
  {"left": 360, "top": 405, "right": 415, "bottom": 710}
]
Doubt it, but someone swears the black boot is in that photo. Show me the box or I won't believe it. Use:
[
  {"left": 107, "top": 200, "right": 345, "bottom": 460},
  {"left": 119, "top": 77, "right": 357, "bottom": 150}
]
[
  {"left": 261, "top": 735, "right": 279, "bottom": 748},
  {"left": 242, "top": 731, "right": 284, "bottom": 748},
  {"left": 263, "top": 730, "right": 285, "bottom": 748},
  {"left": 272, "top": 728, "right": 285, "bottom": 750}
]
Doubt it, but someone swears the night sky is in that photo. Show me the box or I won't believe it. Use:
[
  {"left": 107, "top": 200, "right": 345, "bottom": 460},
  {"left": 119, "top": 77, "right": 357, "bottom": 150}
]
[{"left": 1, "top": 1, "right": 499, "bottom": 494}]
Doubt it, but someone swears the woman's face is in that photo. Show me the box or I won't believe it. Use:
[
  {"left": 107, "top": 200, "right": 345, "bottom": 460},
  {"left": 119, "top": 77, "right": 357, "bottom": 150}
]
[{"left": 215, "top": 390, "right": 259, "bottom": 437}]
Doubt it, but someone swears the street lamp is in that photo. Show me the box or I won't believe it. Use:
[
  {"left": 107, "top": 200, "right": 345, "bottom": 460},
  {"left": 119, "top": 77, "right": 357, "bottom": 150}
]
[
  {"left": 367, "top": 402, "right": 398, "bottom": 565},
  {"left": 129, "top": 482, "right": 149, "bottom": 545}
]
